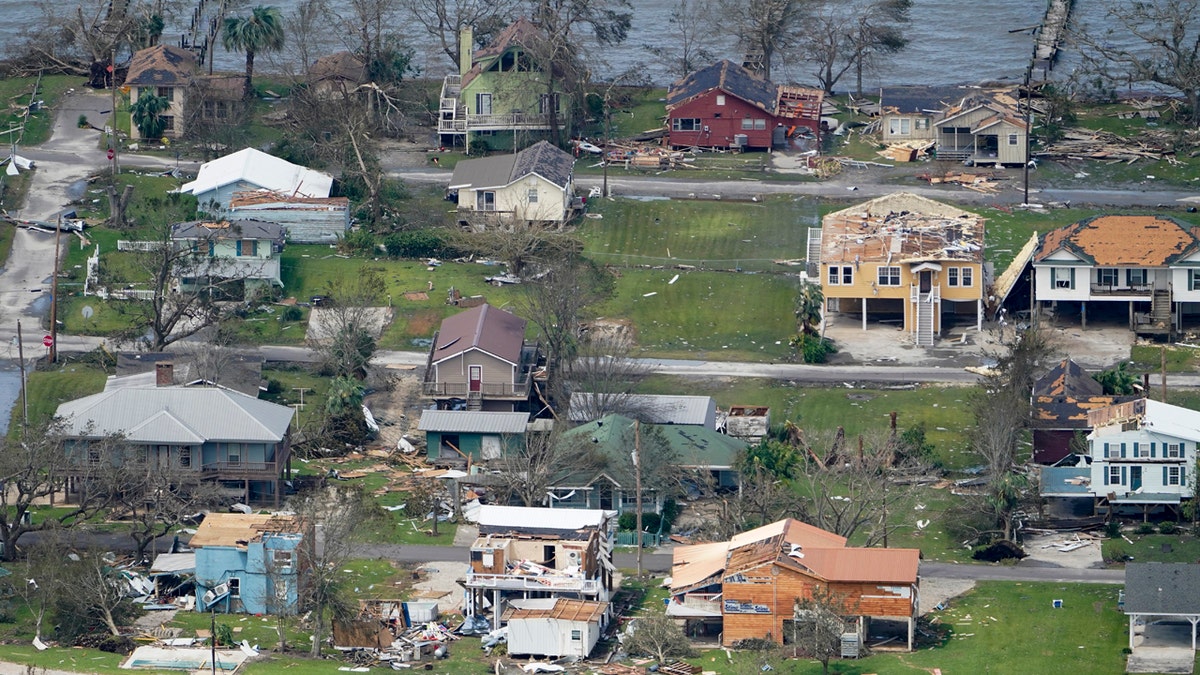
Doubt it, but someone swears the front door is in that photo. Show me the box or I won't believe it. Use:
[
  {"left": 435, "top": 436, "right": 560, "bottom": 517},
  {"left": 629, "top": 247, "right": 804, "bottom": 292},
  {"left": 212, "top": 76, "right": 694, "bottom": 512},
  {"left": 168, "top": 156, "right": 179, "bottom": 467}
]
[
  {"left": 920, "top": 270, "right": 932, "bottom": 293},
  {"left": 1130, "top": 466, "right": 1143, "bottom": 491},
  {"left": 468, "top": 365, "right": 482, "bottom": 392}
]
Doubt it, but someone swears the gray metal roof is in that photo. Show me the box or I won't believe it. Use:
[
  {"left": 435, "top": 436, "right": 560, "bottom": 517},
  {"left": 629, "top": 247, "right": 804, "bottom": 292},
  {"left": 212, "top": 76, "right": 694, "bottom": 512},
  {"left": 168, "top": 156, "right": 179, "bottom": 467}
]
[
  {"left": 55, "top": 386, "right": 293, "bottom": 443},
  {"left": 171, "top": 218, "right": 284, "bottom": 241},
  {"left": 418, "top": 410, "right": 530, "bottom": 434},
  {"left": 568, "top": 393, "right": 715, "bottom": 426},
  {"left": 1124, "top": 563, "right": 1200, "bottom": 615},
  {"left": 448, "top": 141, "right": 574, "bottom": 191}
]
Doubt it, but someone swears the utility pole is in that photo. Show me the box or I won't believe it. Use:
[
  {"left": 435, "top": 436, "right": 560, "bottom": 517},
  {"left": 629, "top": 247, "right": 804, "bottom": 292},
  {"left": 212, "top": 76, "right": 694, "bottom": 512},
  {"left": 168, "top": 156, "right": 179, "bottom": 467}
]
[
  {"left": 16, "top": 320, "right": 27, "bottom": 434},
  {"left": 1023, "top": 65, "right": 1032, "bottom": 205},
  {"left": 111, "top": 48, "right": 120, "bottom": 181},
  {"left": 49, "top": 214, "right": 61, "bottom": 363},
  {"left": 634, "top": 420, "right": 642, "bottom": 579}
]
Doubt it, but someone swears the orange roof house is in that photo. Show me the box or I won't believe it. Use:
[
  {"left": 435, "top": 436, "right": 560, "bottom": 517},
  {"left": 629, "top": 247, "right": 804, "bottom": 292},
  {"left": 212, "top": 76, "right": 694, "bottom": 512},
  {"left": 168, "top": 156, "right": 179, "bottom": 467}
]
[
  {"left": 1033, "top": 215, "right": 1200, "bottom": 337},
  {"left": 668, "top": 518, "right": 920, "bottom": 650}
]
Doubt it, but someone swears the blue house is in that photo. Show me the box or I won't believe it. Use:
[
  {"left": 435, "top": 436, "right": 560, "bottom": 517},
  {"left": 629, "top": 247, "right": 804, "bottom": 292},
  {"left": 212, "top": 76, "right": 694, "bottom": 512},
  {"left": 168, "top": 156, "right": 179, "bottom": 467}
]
[{"left": 191, "top": 513, "right": 306, "bottom": 615}]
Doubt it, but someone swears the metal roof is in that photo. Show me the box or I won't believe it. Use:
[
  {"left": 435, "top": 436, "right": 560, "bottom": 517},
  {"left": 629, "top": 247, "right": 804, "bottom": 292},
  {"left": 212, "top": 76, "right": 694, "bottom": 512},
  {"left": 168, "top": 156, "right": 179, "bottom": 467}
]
[
  {"left": 568, "top": 393, "right": 715, "bottom": 426},
  {"left": 418, "top": 410, "right": 530, "bottom": 434},
  {"left": 477, "top": 505, "right": 613, "bottom": 532},
  {"left": 1124, "top": 563, "right": 1200, "bottom": 615},
  {"left": 433, "top": 304, "right": 527, "bottom": 365},
  {"left": 55, "top": 385, "right": 293, "bottom": 443},
  {"left": 507, "top": 598, "right": 608, "bottom": 623},
  {"left": 180, "top": 147, "right": 333, "bottom": 199},
  {"left": 150, "top": 553, "right": 196, "bottom": 575}
]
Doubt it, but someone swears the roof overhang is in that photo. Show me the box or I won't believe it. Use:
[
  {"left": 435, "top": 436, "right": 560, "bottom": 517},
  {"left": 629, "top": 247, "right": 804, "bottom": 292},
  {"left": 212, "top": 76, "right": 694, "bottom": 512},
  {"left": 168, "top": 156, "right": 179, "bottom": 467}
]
[{"left": 910, "top": 262, "right": 943, "bottom": 272}]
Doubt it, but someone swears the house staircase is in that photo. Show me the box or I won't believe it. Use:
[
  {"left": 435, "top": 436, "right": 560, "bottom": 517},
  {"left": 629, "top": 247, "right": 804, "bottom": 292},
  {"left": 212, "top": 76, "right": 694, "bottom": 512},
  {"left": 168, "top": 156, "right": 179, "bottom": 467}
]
[
  {"left": 1151, "top": 289, "right": 1172, "bottom": 331},
  {"left": 466, "top": 391, "right": 482, "bottom": 411},
  {"left": 912, "top": 286, "right": 938, "bottom": 347}
]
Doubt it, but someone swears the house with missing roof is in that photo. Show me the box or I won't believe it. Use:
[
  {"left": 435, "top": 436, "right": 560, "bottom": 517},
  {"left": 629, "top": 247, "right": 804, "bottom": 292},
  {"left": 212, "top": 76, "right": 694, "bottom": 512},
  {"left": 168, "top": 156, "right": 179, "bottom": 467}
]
[
  {"left": 55, "top": 367, "right": 295, "bottom": 506},
  {"left": 169, "top": 218, "right": 285, "bottom": 297},
  {"left": 1032, "top": 358, "right": 1136, "bottom": 465},
  {"left": 309, "top": 51, "right": 368, "bottom": 99},
  {"left": 421, "top": 303, "right": 541, "bottom": 412},
  {"left": 465, "top": 505, "right": 615, "bottom": 631},
  {"left": 877, "top": 86, "right": 1028, "bottom": 165},
  {"left": 192, "top": 513, "right": 307, "bottom": 615},
  {"left": 438, "top": 20, "right": 568, "bottom": 149},
  {"left": 1123, "top": 563, "right": 1200, "bottom": 651},
  {"left": 447, "top": 140, "right": 577, "bottom": 230},
  {"left": 179, "top": 147, "right": 334, "bottom": 213},
  {"left": 1033, "top": 215, "right": 1200, "bottom": 336},
  {"left": 668, "top": 519, "right": 921, "bottom": 650},
  {"left": 227, "top": 191, "right": 350, "bottom": 244},
  {"left": 665, "top": 60, "right": 822, "bottom": 151},
  {"left": 813, "top": 193, "right": 986, "bottom": 346},
  {"left": 549, "top": 413, "right": 747, "bottom": 512}
]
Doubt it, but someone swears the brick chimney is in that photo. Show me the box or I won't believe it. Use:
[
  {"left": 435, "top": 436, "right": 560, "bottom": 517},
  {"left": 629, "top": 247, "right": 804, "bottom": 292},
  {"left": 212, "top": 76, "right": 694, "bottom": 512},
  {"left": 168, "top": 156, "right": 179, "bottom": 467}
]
[{"left": 156, "top": 361, "right": 174, "bottom": 387}]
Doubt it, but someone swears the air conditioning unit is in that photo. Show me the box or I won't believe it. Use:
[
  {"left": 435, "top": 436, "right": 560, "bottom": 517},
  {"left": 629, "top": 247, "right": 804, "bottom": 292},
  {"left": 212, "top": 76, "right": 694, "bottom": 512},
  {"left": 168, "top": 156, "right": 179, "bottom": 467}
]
[{"left": 566, "top": 551, "right": 581, "bottom": 566}]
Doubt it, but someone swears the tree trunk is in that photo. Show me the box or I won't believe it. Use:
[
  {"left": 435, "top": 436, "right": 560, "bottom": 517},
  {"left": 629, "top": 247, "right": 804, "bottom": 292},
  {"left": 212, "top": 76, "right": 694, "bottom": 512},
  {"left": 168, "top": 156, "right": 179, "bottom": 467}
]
[
  {"left": 310, "top": 612, "right": 323, "bottom": 657},
  {"left": 107, "top": 184, "right": 134, "bottom": 228},
  {"left": 244, "top": 49, "right": 256, "bottom": 99}
]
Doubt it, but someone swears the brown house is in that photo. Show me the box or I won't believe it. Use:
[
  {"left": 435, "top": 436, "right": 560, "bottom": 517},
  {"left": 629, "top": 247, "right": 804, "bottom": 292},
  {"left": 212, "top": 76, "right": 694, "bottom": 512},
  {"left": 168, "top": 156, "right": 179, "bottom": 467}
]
[
  {"left": 310, "top": 51, "right": 368, "bottom": 99},
  {"left": 421, "top": 303, "right": 541, "bottom": 411},
  {"left": 669, "top": 519, "right": 920, "bottom": 650},
  {"left": 1032, "top": 358, "right": 1137, "bottom": 465}
]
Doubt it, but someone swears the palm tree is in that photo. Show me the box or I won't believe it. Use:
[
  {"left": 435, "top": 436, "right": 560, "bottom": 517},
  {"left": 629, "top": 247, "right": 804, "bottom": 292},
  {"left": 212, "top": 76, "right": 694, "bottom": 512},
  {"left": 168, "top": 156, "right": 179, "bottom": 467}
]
[
  {"left": 222, "top": 6, "right": 285, "bottom": 99},
  {"left": 130, "top": 93, "right": 169, "bottom": 140}
]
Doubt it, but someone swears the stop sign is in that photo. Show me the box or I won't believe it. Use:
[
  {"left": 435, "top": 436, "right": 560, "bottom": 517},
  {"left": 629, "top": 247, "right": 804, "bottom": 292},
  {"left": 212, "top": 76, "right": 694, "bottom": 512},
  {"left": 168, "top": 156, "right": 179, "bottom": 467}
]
[
  {"left": 107, "top": 148, "right": 115, "bottom": 160},
  {"left": 42, "top": 335, "right": 52, "bottom": 348}
]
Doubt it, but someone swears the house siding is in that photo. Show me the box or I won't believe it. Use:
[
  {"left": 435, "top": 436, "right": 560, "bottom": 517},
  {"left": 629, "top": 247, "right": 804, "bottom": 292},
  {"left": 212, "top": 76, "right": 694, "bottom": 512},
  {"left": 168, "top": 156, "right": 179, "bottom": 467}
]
[
  {"left": 229, "top": 204, "right": 350, "bottom": 244},
  {"left": 434, "top": 350, "right": 515, "bottom": 389},
  {"left": 823, "top": 262, "right": 983, "bottom": 334},
  {"left": 1089, "top": 430, "right": 1195, "bottom": 500},
  {"left": 195, "top": 533, "right": 302, "bottom": 615},
  {"left": 667, "top": 93, "right": 779, "bottom": 150},
  {"left": 880, "top": 113, "right": 936, "bottom": 143},
  {"left": 131, "top": 85, "right": 187, "bottom": 138},
  {"left": 457, "top": 174, "right": 570, "bottom": 222}
]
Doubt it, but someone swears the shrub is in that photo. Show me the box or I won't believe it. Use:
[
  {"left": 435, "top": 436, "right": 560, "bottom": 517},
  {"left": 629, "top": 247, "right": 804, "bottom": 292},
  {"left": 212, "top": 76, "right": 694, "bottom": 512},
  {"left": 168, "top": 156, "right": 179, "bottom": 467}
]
[
  {"left": 790, "top": 333, "right": 836, "bottom": 364},
  {"left": 468, "top": 139, "right": 491, "bottom": 155},
  {"left": 618, "top": 511, "right": 670, "bottom": 534},
  {"left": 383, "top": 229, "right": 454, "bottom": 259},
  {"left": 1136, "top": 523, "right": 1156, "bottom": 535},
  {"left": 77, "top": 114, "right": 89, "bottom": 128},
  {"left": 1159, "top": 521, "right": 1180, "bottom": 535},
  {"left": 280, "top": 305, "right": 303, "bottom": 322},
  {"left": 340, "top": 228, "right": 376, "bottom": 255},
  {"left": 1104, "top": 520, "right": 1122, "bottom": 538},
  {"left": 1104, "top": 543, "right": 1129, "bottom": 564}
]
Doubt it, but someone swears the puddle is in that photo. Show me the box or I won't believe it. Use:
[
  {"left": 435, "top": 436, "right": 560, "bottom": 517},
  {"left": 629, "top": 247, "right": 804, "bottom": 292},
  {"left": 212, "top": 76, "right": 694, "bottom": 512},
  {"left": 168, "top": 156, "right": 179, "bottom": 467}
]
[
  {"left": 66, "top": 179, "right": 88, "bottom": 201},
  {"left": 29, "top": 294, "right": 50, "bottom": 314},
  {"left": 0, "top": 363, "right": 23, "bottom": 436}
]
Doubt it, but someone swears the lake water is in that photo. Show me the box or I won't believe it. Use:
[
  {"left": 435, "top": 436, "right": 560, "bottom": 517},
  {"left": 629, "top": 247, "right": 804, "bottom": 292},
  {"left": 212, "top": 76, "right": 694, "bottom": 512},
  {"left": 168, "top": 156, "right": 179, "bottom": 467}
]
[{"left": 0, "top": 0, "right": 1116, "bottom": 88}]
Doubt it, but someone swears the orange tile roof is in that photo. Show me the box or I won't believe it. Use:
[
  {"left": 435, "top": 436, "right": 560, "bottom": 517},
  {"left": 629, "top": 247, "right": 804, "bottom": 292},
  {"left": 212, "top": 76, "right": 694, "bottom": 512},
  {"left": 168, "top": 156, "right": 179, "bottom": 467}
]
[
  {"left": 821, "top": 193, "right": 984, "bottom": 265},
  {"left": 1036, "top": 215, "right": 1200, "bottom": 266}
]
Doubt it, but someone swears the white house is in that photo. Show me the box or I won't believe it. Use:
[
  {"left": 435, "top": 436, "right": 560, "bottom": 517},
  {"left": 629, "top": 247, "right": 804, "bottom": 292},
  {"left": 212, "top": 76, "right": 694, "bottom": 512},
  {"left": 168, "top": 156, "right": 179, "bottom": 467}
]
[
  {"left": 180, "top": 148, "right": 334, "bottom": 213},
  {"left": 505, "top": 598, "right": 607, "bottom": 658},
  {"left": 1087, "top": 398, "right": 1199, "bottom": 517},
  {"left": 447, "top": 140, "right": 577, "bottom": 230},
  {"left": 1034, "top": 215, "right": 1200, "bottom": 336}
]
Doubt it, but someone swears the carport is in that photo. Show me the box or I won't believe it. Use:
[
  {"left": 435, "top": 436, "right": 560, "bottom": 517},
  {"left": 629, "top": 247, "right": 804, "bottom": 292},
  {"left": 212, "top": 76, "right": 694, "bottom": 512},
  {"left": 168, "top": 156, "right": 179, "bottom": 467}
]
[{"left": 1124, "top": 563, "right": 1200, "bottom": 651}]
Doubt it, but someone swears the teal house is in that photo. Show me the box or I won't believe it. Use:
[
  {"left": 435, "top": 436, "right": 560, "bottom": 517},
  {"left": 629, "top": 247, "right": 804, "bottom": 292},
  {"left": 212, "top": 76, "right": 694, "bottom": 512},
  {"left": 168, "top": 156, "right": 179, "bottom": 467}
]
[
  {"left": 191, "top": 513, "right": 306, "bottom": 615},
  {"left": 549, "top": 414, "right": 747, "bottom": 512},
  {"left": 437, "top": 19, "right": 568, "bottom": 150},
  {"left": 419, "top": 410, "right": 531, "bottom": 464}
]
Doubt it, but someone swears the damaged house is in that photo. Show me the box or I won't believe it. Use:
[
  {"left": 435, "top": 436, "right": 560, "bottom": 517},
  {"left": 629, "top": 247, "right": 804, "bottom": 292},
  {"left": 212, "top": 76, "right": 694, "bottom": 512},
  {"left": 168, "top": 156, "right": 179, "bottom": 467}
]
[
  {"left": 668, "top": 519, "right": 921, "bottom": 651},
  {"left": 465, "top": 505, "right": 615, "bottom": 637},
  {"left": 814, "top": 193, "right": 986, "bottom": 347},
  {"left": 191, "top": 513, "right": 307, "bottom": 615},
  {"left": 878, "top": 86, "right": 1029, "bottom": 165},
  {"left": 1032, "top": 358, "right": 1136, "bottom": 465}
]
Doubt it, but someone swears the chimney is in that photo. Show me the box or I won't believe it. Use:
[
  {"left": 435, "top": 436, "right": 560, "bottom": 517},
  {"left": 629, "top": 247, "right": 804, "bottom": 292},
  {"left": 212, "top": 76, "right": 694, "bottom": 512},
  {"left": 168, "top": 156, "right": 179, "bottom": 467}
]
[
  {"left": 459, "top": 26, "right": 473, "bottom": 75},
  {"left": 156, "top": 361, "right": 174, "bottom": 387}
]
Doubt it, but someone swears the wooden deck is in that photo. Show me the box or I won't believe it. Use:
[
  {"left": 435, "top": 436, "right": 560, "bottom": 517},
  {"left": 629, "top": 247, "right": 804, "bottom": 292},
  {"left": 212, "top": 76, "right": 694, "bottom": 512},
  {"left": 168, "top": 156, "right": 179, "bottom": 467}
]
[{"left": 1034, "top": 0, "right": 1073, "bottom": 74}]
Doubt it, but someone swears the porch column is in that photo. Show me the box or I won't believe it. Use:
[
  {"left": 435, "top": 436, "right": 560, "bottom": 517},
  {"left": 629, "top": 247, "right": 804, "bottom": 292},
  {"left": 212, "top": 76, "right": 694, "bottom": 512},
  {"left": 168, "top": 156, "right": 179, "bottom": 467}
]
[
  {"left": 861, "top": 299, "right": 867, "bottom": 331},
  {"left": 1130, "top": 302, "right": 1135, "bottom": 330},
  {"left": 1191, "top": 616, "right": 1198, "bottom": 650},
  {"left": 1081, "top": 301, "right": 1086, "bottom": 328},
  {"left": 908, "top": 616, "right": 914, "bottom": 651},
  {"left": 976, "top": 298, "right": 982, "bottom": 332},
  {"left": 1130, "top": 616, "right": 1135, "bottom": 650},
  {"left": 492, "top": 589, "right": 501, "bottom": 630}
]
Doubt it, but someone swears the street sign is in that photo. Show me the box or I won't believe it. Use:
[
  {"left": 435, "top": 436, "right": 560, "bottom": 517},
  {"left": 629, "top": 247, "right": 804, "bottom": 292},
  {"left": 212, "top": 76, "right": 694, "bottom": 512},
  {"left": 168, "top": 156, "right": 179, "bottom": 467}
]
[
  {"left": 42, "top": 335, "right": 53, "bottom": 348},
  {"left": 107, "top": 149, "right": 115, "bottom": 160}
]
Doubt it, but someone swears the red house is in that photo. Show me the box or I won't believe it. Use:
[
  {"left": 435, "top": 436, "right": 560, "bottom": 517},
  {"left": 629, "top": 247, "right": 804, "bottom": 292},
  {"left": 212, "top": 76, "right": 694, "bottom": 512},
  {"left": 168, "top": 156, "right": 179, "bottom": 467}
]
[{"left": 665, "top": 60, "right": 823, "bottom": 151}]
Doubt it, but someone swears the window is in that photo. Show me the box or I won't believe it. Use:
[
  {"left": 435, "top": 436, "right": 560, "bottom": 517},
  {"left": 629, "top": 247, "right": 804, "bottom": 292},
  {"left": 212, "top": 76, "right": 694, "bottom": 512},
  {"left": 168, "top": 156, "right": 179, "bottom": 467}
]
[
  {"left": 961, "top": 267, "right": 973, "bottom": 287},
  {"left": 1108, "top": 466, "right": 1122, "bottom": 485},
  {"left": 1128, "top": 269, "right": 1147, "bottom": 286},
  {"left": 1105, "top": 443, "right": 1121, "bottom": 459},
  {"left": 948, "top": 268, "right": 959, "bottom": 287},
  {"left": 179, "top": 447, "right": 191, "bottom": 468},
  {"left": 1134, "top": 443, "right": 1148, "bottom": 458},
  {"left": 828, "top": 266, "right": 852, "bottom": 285},
  {"left": 915, "top": 118, "right": 929, "bottom": 131},
  {"left": 716, "top": 94, "right": 726, "bottom": 106},
  {"left": 527, "top": 188, "right": 538, "bottom": 204},
  {"left": 88, "top": 448, "right": 101, "bottom": 466},
  {"left": 162, "top": 116, "right": 174, "bottom": 132},
  {"left": 888, "top": 118, "right": 912, "bottom": 135},
  {"left": 227, "top": 444, "right": 241, "bottom": 465},
  {"left": 672, "top": 118, "right": 701, "bottom": 131},
  {"left": 1167, "top": 443, "right": 1184, "bottom": 458},
  {"left": 475, "top": 93, "right": 492, "bottom": 115},
  {"left": 156, "top": 86, "right": 174, "bottom": 102},
  {"left": 1097, "top": 268, "right": 1119, "bottom": 286},
  {"left": 477, "top": 191, "right": 496, "bottom": 211},
  {"left": 1051, "top": 267, "right": 1075, "bottom": 289},
  {"left": 754, "top": 119, "right": 766, "bottom": 130},
  {"left": 877, "top": 266, "right": 900, "bottom": 286},
  {"left": 137, "top": 447, "right": 149, "bottom": 464},
  {"left": 570, "top": 629, "right": 582, "bottom": 641},
  {"left": 1191, "top": 269, "right": 1200, "bottom": 291},
  {"left": 1167, "top": 466, "right": 1182, "bottom": 486},
  {"left": 271, "top": 549, "right": 293, "bottom": 569},
  {"left": 228, "top": 578, "right": 241, "bottom": 597},
  {"left": 1008, "top": 133, "right": 1018, "bottom": 145},
  {"left": 235, "top": 240, "right": 258, "bottom": 256},
  {"left": 742, "top": 118, "right": 753, "bottom": 130}
]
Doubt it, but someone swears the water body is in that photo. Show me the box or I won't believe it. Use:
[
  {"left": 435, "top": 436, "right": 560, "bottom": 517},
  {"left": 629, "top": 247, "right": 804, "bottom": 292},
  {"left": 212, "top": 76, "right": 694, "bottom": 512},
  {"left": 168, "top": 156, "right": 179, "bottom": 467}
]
[{"left": 0, "top": 0, "right": 1113, "bottom": 88}]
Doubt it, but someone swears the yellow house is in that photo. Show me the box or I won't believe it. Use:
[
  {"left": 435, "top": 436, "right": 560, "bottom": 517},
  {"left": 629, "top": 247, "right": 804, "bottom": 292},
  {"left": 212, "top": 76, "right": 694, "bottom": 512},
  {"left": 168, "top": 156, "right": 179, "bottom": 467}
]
[
  {"left": 815, "top": 193, "right": 985, "bottom": 346},
  {"left": 125, "top": 45, "right": 197, "bottom": 139}
]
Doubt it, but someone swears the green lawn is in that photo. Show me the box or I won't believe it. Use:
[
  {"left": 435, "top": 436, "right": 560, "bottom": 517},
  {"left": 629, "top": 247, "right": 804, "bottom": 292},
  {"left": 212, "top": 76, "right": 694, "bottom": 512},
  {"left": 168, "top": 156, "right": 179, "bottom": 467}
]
[
  {"left": 1102, "top": 531, "right": 1200, "bottom": 565},
  {"left": 581, "top": 195, "right": 816, "bottom": 270},
  {"left": 8, "top": 365, "right": 107, "bottom": 435},
  {"left": 0, "top": 74, "right": 81, "bottom": 147},
  {"left": 1131, "top": 344, "right": 1199, "bottom": 373}
]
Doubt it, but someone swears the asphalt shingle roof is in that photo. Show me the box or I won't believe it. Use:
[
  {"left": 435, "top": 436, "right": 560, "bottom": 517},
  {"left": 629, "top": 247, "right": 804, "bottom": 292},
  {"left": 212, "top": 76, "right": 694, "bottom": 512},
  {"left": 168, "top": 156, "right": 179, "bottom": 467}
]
[
  {"left": 667, "top": 60, "right": 778, "bottom": 114},
  {"left": 432, "top": 304, "right": 527, "bottom": 365},
  {"left": 449, "top": 141, "right": 575, "bottom": 191},
  {"left": 1037, "top": 215, "right": 1200, "bottom": 266},
  {"left": 1124, "top": 563, "right": 1200, "bottom": 615},
  {"left": 125, "top": 45, "right": 196, "bottom": 87}
]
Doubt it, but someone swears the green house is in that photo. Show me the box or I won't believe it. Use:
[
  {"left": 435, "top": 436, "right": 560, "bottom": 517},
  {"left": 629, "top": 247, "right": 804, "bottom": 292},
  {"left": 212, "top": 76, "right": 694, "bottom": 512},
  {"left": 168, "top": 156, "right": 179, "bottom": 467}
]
[
  {"left": 419, "top": 410, "right": 531, "bottom": 464},
  {"left": 438, "top": 19, "right": 568, "bottom": 150}
]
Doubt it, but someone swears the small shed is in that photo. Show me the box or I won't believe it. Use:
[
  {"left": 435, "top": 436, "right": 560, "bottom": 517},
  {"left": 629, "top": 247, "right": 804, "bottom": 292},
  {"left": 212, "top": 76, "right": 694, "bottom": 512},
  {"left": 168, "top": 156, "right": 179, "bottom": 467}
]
[
  {"left": 506, "top": 598, "right": 608, "bottom": 658},
  {"left": 418, "top": 410, "right": 530, "bottom": 462},
  {"left": 721, "top": 406, "right": 771, "bottom": 443}
]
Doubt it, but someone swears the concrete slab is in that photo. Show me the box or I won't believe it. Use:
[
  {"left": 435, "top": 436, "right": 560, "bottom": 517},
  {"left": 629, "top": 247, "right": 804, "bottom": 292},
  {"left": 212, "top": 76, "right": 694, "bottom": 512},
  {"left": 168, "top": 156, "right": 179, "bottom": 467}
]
[{"left": 1127, "top": 646, "right": 1194, "bottom": 674}]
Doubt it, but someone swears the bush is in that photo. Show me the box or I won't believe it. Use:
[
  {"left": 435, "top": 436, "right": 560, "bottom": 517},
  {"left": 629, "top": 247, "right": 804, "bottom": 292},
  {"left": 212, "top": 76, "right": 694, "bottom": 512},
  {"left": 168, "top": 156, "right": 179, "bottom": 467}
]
[
  {"left": 791, "top": 333, "right": 836, "bottom": 364},
  {"left": 468, "top": 139, "right": 492, "bottom": 155},
  {"left": 383, "top": 229, "right": 456, "bottom": 259},
  {"left": 1105, "top": 543, "right": 1130, "bottom": 564},
  {"left": 77, "top": 114, "right": 90, "bottom": 128},
  {"left": 280, "top": 305, "right": 303, "bottom": 322},
  {"left": 340, "top": 228, "right": 376, "bottom": 255},
  {"left": 1159, "top": 521, "right": 1180, "bottom": 535},
  {"left": 1136, "top": 523, "right": 1156, "bottom": 535},
  {"left": 619, "top": 511, "right": 666, "bottom": 534},
  {"left": 1104, "top": 520, "right": 1122, "bottom": 538}
]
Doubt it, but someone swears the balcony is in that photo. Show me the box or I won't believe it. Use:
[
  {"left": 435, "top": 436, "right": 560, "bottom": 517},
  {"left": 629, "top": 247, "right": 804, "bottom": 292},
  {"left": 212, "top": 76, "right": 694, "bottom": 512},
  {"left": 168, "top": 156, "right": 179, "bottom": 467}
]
[
  {"left": 1090, "top": 284, "right": 1152, "bottom": 297},
  {"left": 465, "top": 572, "right": 603, "bottom": 593},
  {"left": 201, "top": 461, "right": 280, "bottom": 477},
  {"left": 422, "top": 338, "right": 540, "bottom": 400}
]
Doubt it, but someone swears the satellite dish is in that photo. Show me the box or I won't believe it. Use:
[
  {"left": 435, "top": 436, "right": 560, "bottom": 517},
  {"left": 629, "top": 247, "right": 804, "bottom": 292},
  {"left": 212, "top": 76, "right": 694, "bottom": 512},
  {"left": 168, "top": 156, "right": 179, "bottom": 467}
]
[{"left": 81, "top": 305, "right": 94, "bottom": 319}]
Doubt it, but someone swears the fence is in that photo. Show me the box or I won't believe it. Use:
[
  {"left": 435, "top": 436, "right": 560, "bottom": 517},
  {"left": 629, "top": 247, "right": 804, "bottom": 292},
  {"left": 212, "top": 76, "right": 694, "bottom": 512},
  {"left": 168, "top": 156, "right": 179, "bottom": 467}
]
[
  {"left": 614, "top": 531, "right": 663, "bottom": 548},
  {"left": 117, "top": 240, "right": 165, "bottom": 252}
]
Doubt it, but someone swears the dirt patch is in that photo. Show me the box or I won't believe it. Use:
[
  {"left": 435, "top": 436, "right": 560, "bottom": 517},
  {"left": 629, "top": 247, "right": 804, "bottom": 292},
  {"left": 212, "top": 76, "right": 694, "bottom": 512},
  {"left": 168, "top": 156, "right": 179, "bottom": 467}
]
[
  {"left": 412, "top": 561, "right": 468, "bottom": 610},
  {"left": 1019, "top": 532, "right": 1105, "bottom": 569},
  {"left": 583, "top": 318, "right": 637, "bottom": 349},
  {"left": 404, "top": 309, "right": 444, "bottom": 338},
  {"left": 919, "top": 578, "right": 976, "bottom": 616},
  {"left": 403, "top": 292, "right": 429, "bottom": 301},
  {"left": 364, "top": 366, "right": 425, "bottom": 452}
]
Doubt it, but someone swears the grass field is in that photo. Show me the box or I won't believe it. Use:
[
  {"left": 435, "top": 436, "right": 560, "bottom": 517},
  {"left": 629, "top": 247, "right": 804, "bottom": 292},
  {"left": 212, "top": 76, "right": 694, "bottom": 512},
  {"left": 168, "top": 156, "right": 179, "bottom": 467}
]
[
  {"left": 0, "top": 74, "right": 80, "bottom": 147},
  {"left": 7, "top": 365, "right": 107, "bottom": 435},
  {"left": 1103, "top": 531, "right": 1200, "bottom": 565},
  {"left": 581, "top": 195, "right": 817, "bottom": 270}
]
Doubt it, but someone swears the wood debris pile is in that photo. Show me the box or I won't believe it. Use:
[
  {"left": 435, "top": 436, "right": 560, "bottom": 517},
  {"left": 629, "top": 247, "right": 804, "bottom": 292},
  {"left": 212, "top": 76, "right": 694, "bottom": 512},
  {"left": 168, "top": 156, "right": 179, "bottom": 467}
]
[
  {"left": 1035, "top": 127, "right": 1195, "bottom": 163},
  {"left": 879, "top": 140, "right": 935, "bottom": 162},
  {"left": 920, "top": 170, "right": 1008, "bottom": 193}
]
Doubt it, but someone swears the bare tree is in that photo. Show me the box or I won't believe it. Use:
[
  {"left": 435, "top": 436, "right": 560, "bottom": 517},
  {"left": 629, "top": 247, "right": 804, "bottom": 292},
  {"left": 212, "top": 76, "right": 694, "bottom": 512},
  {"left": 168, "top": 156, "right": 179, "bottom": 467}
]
[
  {"left": 72, "top": 550, "right": 136, "bottom": 636},
  {"left": 642, "top": 0, "right": 719, "bottom": 81},
  {"left": 717, "top": 0, "right": 805, "bottom": 80},
  {"left": 790, "top": 587, "right": 852, "bottom": 675},
  {"left": 623, "top": 611, "right": 695, "bottom": 663},
  {"left": 291, "top": 486, "right": 384, "bottom": 657},
  {"left": 798, "top": 0, "right": 910, "bottom": 95},
  {"left": 307, "top": 266, "right": 386, "bottom": 379},
  {"left": 491, "top": 427, "right": 603, "bottom": 506},
  {"left": 566, "top": 331, "right": 650, "bottom": 421},
  {"left": 401, "top": 0, "right": 521, "bottom": 69},
  {"left": 13, "top": 526, "right": 70, "bottom": 640},
  {"left": 1071, "top": 0, "right": 1200, "bottom": 126}
]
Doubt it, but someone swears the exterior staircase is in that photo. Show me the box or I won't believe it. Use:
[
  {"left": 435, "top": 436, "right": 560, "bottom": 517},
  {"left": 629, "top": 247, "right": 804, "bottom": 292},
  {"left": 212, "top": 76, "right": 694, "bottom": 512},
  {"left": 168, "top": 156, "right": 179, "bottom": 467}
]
[
  {"left": 912, "top": 285, "right": 938, "bottom": 347},
  {"left": 467, "top": 390, "right": 482, "bottom": 411},
  {"left": 1151, "top": 289, "right": 1172, "bottom": 326}
]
